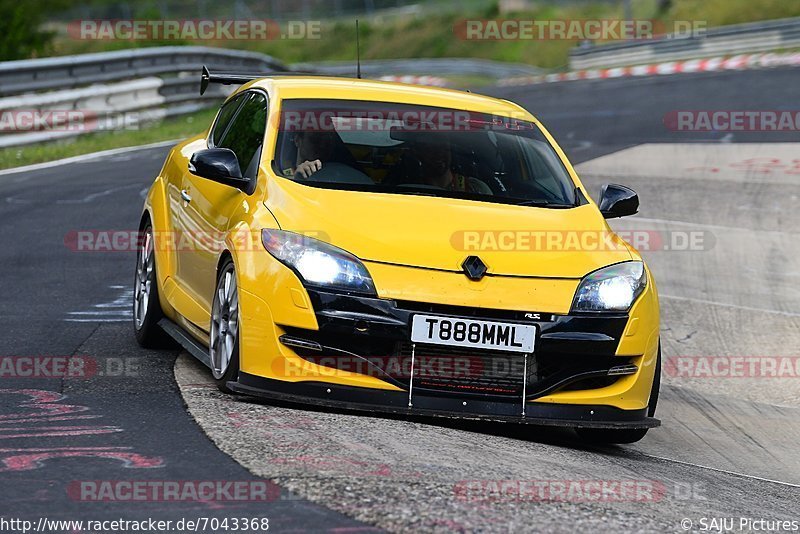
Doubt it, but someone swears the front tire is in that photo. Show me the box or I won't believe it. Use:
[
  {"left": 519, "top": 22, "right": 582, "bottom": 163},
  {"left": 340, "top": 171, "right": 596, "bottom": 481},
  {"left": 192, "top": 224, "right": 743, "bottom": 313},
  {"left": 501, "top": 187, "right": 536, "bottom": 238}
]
[
  {"left": 210, "top": 258, "right": 240, "bottom": 393},
  {"left": 575, "top": 342, "right": 662, "bottom": 444},
  {"left": 133, "top": 224, "right": 171, "bottom": 348}
]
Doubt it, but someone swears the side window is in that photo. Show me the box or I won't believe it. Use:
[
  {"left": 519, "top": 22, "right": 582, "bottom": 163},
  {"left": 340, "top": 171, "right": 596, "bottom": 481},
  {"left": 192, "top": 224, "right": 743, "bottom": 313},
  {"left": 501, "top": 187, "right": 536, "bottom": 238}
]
[
  {"left": 210, "top": 94, "right": 245, "bottom": 147},
  {"left": 216, "top": 92, "right": 268, "bottom": 180}
]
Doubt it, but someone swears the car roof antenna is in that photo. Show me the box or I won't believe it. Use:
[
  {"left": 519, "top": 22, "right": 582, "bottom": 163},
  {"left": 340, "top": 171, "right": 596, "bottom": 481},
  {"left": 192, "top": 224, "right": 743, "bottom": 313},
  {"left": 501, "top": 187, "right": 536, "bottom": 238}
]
[{"left": 356, "top": 19, "right": 362, "bottom": 79}]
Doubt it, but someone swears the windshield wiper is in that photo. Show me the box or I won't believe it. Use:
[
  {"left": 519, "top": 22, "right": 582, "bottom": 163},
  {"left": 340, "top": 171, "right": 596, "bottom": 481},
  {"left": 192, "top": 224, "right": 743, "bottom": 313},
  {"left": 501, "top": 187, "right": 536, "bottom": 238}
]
[
  {"left": 388, "top": 184, "right": 446, "bottom": 197},
  {"left": 386, "top": 185, "right": 575, "bottom": 207},
  {"left": 515, "top": 199, "right": 574, "bottom": 208},
  {"left": 390, "top": 189, "right": 439, "bottom": 197}
]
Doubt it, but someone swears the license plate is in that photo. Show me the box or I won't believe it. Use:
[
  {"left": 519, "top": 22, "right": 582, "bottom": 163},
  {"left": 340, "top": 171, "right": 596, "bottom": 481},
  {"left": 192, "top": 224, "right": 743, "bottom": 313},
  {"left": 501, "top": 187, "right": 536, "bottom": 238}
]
[{"left": 410, "top": 314, "right": 536, "bottom": 353}]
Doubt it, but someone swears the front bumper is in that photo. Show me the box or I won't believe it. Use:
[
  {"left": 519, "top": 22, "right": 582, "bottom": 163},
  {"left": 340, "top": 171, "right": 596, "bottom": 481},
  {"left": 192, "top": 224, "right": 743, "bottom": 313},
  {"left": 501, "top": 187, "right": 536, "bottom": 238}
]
[
  {"left": 228, "top": 372, "right": 658, "bottom": 429},
  {"left": 234, "top": 288, "right": 660, "bottom": 429}
]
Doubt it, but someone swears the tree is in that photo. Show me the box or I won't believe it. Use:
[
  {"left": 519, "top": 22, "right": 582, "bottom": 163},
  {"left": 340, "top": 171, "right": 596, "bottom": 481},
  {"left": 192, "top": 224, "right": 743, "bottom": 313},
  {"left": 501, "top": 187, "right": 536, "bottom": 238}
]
[{"left": 0, "top": 0, "right": 69, "bottom": 61}]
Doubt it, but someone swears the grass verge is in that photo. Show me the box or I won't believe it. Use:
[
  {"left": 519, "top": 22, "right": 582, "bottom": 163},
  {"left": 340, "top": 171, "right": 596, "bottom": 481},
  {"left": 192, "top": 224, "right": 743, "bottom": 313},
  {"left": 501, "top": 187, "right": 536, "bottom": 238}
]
[
  {"left": 0, "top": 107, "right": 217, "bottom": 170},
  {"left": 48, "top": 0, "right": 800, "bottom": 70}
]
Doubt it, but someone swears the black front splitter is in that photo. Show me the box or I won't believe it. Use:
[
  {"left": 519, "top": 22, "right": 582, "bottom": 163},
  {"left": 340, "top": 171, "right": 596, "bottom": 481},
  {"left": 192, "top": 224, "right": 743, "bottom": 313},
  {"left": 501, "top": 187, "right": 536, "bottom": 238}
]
[{"left": 227, "top": 372, "right": 660, "bottom": 430}]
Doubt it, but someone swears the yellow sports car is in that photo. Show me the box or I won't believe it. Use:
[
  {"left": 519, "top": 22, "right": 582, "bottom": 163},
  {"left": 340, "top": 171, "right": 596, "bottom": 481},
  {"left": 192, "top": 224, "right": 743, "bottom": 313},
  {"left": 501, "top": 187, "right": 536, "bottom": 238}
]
[{"left": 134, "top": 68, "right": 660, "bottom": 443}]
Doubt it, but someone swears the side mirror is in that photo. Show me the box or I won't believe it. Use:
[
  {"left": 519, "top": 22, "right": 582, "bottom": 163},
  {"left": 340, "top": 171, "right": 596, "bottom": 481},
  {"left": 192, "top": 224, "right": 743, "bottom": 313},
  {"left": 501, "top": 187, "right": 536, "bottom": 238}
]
[
  {"left": 189, "top": 148, "right": 249, "bottom": 189},
  {"left": 598, "top": 183, "right": 639, "bottom": 219}
]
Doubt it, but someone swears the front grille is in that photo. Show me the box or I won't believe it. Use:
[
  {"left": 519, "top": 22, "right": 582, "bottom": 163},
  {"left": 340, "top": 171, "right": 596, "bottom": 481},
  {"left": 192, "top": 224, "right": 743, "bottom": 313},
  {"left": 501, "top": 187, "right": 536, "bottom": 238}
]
[
  {"left": 395, "top": 343, "right": 531, "bottom": 397},
  {"left": 389, "top": 343, "right": 631, "bottom": 399}
]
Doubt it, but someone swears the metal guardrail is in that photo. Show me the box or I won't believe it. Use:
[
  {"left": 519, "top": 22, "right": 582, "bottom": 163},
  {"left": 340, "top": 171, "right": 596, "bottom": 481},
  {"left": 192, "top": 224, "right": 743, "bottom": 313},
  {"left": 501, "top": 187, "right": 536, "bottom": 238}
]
[
  {"left": 0, "top": 46, "right": 286, "bottom": 96},
  {"left": 570, "top": 17, "right": 800, "bottom": 70},
  {"left": 294, "top": 58, "right": 543, "bottom": 79},
  {"left": 0, "top": 46, "right": 288, "bottom": 148}
]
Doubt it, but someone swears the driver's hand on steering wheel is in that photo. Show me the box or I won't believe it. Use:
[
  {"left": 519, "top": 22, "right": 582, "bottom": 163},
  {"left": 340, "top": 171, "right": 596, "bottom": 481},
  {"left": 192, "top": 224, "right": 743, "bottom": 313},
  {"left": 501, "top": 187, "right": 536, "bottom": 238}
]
[{"left": 295, "top": 159, "right": 322, "bottom": 179}]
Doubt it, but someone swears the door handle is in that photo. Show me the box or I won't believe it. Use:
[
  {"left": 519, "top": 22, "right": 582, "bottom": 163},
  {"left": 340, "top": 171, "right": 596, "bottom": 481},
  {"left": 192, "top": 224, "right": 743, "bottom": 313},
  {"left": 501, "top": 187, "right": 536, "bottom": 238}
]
[{"left": 180, "top": 189, "right": 192, "bottom": 203}]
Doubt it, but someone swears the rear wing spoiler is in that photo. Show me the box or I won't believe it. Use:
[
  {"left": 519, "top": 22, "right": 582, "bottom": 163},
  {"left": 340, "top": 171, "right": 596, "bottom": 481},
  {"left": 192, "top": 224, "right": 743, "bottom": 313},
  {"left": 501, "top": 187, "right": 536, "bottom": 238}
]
[
  {"left": 200, "top": 65, "right": 322, "bottom": 95},
  {"left": 200, "top": 65, "right": 263, "bottom": 95}
]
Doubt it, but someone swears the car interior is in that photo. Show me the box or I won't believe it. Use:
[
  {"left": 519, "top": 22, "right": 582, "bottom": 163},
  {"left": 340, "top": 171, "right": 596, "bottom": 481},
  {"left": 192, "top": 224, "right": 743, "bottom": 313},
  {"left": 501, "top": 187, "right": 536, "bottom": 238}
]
[{"left": 273, "top": 103, "right": 576, "bottom": 206}]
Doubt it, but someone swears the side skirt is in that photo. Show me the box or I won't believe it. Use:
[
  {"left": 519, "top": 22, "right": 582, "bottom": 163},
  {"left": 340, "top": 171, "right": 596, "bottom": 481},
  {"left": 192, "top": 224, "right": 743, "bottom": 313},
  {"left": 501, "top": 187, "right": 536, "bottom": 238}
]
[{"left": 159, "top": 318, "right": 212, "bottom": 369}]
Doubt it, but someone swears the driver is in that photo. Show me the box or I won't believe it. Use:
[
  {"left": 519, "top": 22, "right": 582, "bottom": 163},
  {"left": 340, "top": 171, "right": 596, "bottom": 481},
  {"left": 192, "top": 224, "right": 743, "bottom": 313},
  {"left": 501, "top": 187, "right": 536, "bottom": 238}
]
[
  {"left": 291, "top": 131, "right": 336, "bottom": 179},
  {"left": 410, "top": 140, "right": 492, "bottom": 195}
]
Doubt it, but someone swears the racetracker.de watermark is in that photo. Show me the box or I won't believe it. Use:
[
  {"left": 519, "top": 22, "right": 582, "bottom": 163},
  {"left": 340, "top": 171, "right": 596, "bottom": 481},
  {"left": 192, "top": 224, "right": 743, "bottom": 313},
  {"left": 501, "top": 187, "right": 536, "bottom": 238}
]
[
  {"left": 272, "top": 353, "right": 525, "bottom": 381},
  {"left": 454, "top": 479, "right": 666, "bottom": 502},
  {"left": 69, "top": 19, "right": 321, "bottom": 40},
  {"left": 0, "top": 110, "right": 141, "bottom": 133},
  {"left": 451, "top": 230, "right": 714, "bottom": 252},
  {"left": 0, "top": 356, "right": 139, "bottom": 379},
  {"left": 664, "top": 356, "right": 800, "bottom": 378},
  {"left": 67, "top": 480, "right": 281, "bottom": 502},
  {"left": 64, "top": 230, "right": 273, "bottom": 253},
  {"left": 275, "top": 109, "right": 534, "bottom": 132},
  {"left": 454, "top": 19, "right": 706, "bottom": 41},
  {"left": 664, "top": 110, "right": 800, "bottom": 132}
]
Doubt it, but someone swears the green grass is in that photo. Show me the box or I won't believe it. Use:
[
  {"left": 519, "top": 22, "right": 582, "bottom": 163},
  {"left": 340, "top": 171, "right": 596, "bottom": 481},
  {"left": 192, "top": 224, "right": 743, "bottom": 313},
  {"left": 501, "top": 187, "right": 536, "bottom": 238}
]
[
  {"left": 0, "top": 107, "right": 217, "bottom": 170},
  {"left": 669, "top": 0, "right": 800, "bottom": 27},
  {"left": 47, "top": 0, "right": 800, "bottom": 70}
]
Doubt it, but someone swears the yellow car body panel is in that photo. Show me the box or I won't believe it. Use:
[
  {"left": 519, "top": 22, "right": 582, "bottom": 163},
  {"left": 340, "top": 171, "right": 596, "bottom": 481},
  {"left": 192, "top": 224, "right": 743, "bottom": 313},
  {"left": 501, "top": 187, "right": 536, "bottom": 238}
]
[{"left": 264, "top": 177, "right": 632, "bottom": 278}]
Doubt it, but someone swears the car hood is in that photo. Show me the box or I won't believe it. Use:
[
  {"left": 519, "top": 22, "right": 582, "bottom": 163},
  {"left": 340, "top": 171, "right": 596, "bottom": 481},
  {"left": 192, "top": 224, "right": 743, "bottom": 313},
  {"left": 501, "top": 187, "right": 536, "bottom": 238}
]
[{"left": 264, "top": 179, "right": 632, "bottom": 279}]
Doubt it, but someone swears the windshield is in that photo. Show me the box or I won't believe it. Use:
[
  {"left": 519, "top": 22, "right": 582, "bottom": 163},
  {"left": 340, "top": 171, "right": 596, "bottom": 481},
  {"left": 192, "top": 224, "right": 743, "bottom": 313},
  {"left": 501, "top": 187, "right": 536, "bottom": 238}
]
[{"left": 273, "top": 99, "right": 577, "bottom": 207}]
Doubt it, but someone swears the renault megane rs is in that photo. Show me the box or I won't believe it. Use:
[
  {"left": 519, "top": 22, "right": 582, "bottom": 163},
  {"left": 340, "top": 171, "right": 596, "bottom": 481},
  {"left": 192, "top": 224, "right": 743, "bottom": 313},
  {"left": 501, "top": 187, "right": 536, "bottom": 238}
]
[{"left": 134, "top": 69, "right": 660, "bottom": 443}]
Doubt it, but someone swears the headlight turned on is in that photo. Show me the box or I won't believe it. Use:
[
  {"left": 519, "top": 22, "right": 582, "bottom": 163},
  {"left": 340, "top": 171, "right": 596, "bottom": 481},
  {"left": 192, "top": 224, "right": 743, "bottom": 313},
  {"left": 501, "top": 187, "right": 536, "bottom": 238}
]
[
  {"left": 261, "top": 229, "right": 376, "bottom": 295},
  {"left": 571, "top": 261, "right": 647, "bottom": 312}
]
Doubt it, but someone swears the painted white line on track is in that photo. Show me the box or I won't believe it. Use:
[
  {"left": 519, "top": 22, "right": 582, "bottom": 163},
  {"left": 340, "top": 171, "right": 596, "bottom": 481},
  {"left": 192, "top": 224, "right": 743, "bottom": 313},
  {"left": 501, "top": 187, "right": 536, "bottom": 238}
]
[
  {"left": 65, "top": 318, "right": 131, "bottom": 323},
  {"left": 65, "top": 286, "right": 135, "bottom": 323},
  {"left": 660, "top": 294, "right": 800, "bottom": 318},
  {"left": 56, "top": 183, "right": 144, "bottom": 204},
  {"left": 581, "top": 171, "right": 796, "bottom": 187},
  {"left": 0, "top": 139, "right": 180, "bottom": 178},
  {"left": 622, "top": 216, "right": 799, "bottom": 235},
  {"left": 68, "top": 311, "right": 133, "bottom": 316},
  {"left": 634, "top": 452, "right": 800, "bottom": 489}
]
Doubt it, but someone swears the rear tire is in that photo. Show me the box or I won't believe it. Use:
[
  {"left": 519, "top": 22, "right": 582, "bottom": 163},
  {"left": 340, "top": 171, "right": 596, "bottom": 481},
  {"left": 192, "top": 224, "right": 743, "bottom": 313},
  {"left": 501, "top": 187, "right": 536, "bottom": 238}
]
[
  {"left": 575, "top": 342, "right": 661, "bottom": 445},
  {"left": 210, "top": 258, "right": 240, "bottom": 393},
  {"left": 133, "top": 224, "right": 172, "bottom": 348}
]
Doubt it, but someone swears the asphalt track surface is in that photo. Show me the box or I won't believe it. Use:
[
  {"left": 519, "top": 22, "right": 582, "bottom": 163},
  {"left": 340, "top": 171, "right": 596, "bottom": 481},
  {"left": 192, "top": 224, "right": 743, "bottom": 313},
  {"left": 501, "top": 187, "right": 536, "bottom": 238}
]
[{"left": 1, "top": 67, "right": 798, "bottom": 532}]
